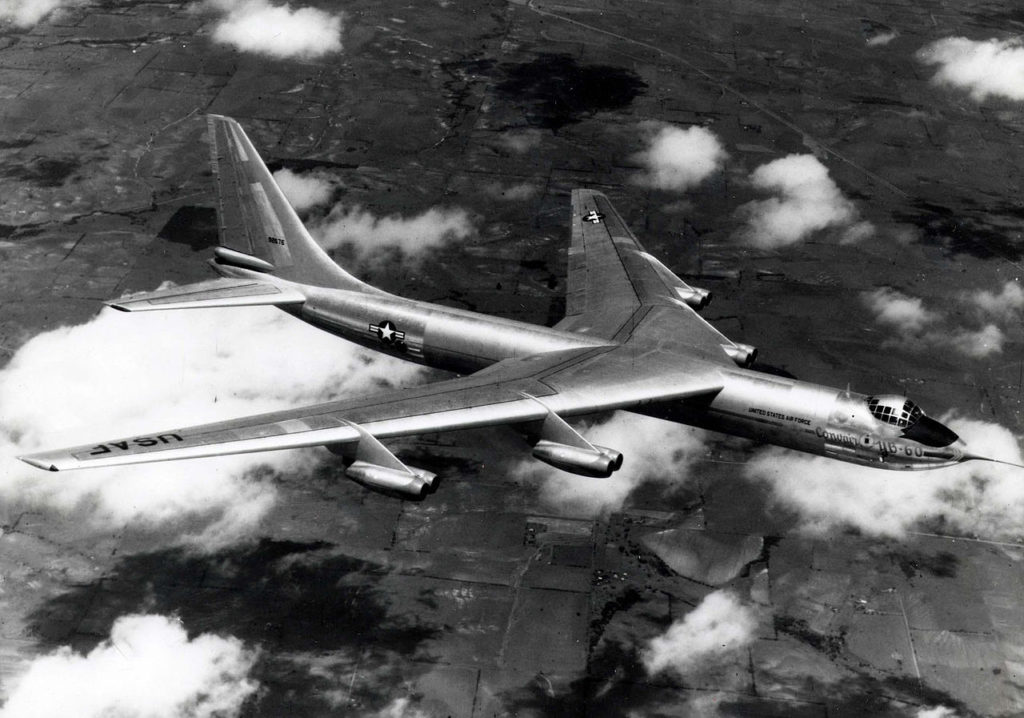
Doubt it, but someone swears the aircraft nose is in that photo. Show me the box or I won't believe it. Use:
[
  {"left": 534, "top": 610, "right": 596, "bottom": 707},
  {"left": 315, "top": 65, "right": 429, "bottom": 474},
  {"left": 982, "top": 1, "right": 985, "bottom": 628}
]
[
  {"left": 949, "top": 438, "right": 969, "bottom": 463},
  {"left": 902, "top": 414, "right": 960, "bottom": 448}
]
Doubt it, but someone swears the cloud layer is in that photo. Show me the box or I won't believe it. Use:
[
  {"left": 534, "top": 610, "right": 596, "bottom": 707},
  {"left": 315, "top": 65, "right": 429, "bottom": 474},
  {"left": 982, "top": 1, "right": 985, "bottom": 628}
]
[
  {"left": 513, "top": 412, "right": 705, "bottom": 517},
  {"left": 1, "top": 303, "right": 423, "bottom": 547},
  {"left": 632, "top": 123, "right": 728, "bottom": 191},
  {"left": 918, "top": 37, "right": 1024, "bottom": 101},
  {"left": 746, "top": 415, "right": 1024, "bottom": 538},
  {"left": 312, "top": 204, "right": 476, "bottom": 265},
  {"left": 736, "top": 154, "right": 872, "bottom": 248},
  {"left": 863, "top": 287, "right": 1005, "bottom": 358},
  {"left": 642, "top": 590, "right": 758, "bottom": 677},
  {"left": 0, "top": 614, "right": 258, "bottom": 718},
  {"left": 206, "top": 0, "right": 343, "bottom": 59}
]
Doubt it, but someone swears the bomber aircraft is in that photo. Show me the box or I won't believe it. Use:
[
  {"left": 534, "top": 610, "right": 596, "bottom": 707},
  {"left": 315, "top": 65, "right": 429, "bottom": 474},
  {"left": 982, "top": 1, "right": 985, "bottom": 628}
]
[{"left": 19, "top": 116, "right": 1008, "bottom": 496}]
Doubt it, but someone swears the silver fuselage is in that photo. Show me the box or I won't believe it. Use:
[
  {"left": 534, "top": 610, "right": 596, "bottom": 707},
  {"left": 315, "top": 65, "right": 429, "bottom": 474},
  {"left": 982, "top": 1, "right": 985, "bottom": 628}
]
[{"left": 266, "top": 277, "right": 963, "bottom": 471}]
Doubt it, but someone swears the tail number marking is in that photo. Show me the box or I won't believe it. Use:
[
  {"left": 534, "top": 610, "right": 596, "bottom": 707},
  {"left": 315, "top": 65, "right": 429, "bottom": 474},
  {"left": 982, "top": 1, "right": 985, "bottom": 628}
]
[{"left": 89, "top": 434, "right": 184, "bottom": 455}]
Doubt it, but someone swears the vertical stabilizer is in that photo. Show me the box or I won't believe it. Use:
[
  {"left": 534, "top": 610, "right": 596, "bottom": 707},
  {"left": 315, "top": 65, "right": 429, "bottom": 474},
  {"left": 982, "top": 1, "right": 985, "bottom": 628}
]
[{"left": 206, "top": 115, "right": 376, "bottom": 292}]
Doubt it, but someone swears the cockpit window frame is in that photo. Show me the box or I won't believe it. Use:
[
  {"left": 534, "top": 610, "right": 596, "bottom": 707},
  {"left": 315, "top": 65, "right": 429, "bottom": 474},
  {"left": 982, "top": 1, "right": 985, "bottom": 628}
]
[{"left": 867, "top": 395, "right": 923, "bottom": 429}]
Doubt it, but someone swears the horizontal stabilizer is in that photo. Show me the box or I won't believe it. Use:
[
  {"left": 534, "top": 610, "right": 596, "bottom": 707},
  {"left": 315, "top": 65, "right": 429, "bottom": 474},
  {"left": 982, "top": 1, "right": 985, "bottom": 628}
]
[{"left": 107, "top": 278, "right": 305, "bottom": 312}]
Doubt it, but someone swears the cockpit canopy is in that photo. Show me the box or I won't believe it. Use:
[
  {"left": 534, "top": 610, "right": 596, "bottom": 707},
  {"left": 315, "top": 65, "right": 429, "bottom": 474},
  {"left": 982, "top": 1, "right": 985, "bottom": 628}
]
[
  {"left": 866, "top": 394, "right": 960, "bottom": 447},
  {"left": 867, "top": 395, "right": 923, "bottom": 429}
]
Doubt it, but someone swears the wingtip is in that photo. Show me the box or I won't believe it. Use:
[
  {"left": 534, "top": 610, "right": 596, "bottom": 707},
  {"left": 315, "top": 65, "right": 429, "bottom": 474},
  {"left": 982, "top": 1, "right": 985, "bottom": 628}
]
[{"left": 19, "top": 455, "right": 59, "bottom": 472}]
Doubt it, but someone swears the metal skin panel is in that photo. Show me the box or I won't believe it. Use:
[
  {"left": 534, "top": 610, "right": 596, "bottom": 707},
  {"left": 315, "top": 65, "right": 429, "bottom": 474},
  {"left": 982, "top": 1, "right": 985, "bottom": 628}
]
[
  {"left": 297, "top": 285, "right": 610, "bottom": 374},
  {"left": 20, "top": 117, "right": 986, "bottom": 476}
]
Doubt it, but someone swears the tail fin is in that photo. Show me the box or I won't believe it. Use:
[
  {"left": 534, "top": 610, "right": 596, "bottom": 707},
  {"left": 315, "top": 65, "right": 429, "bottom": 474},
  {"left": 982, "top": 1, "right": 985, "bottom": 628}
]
[{"left": 206, "top": 115, "right": 375, "bottom": 293}]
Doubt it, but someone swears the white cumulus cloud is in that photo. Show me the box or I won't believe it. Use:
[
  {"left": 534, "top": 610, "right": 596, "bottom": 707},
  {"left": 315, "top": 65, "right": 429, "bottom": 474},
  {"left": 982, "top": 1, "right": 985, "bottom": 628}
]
[
  {"left": 969, "top": 280, "right": 1024, "bottom": 320},
  {"left": 863, "top": 287, "right": 939, "bottom": 333},
  {"left": 273, "top": 168, "right": 334, "bottom": 212},
  {"left": 1, "top": 303, "right": 423, "bottom": 547},
  {"left": 746, "top": 415, "right": 1024, "bottom": 539},
  {"left": 918, "top": 37, "right": 1024, "bottom": 101},
  {"left": 949, "top": 323, "right": 1004, "bottom": 357},
  {"left": 206, "top": 0, "right": 343, "bottom": 59},
  {"left": 632, "top": 122, "right": 728, "bottom": 191},
  {"left": 0, "top": 614, "right": 258, "bottom": 718},
  {"left": 0, "top": 0, "right": 80, "bottom": 26},
  {"left": 512, "top": 412, "right": 705, "bottom": 517},
  {"left": 737, "top": 154, "right": 872, "bottom": 248},
  {"left": 863, "top": 288, "right": 1005, "bottom": 358},
  {"left": 312, "top": 204, "right": 476, "bottom": 265},
  {"left": 642, "top": 590, "right": 758, "bottom": 677}
]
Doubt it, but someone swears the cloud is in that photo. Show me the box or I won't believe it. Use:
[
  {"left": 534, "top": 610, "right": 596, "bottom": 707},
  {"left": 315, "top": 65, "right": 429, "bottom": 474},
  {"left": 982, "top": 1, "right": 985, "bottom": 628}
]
[
  {"left": 642, "top": 590, "right": 758, "bottom": 677},
  {"left": 512, "top": 412, "right": 705, "bottom": 517},
  {"left": 737, "top": 154, "right": 872, "bottom": 248},
  {"left": 498, "top": 130, "right": 543, "bottom": 154},
  {"left": 949, "top": 324, "right": 1003, "bottom": 357},
  {"left": 916, "top": 708, "right": 960, "bottom": 718},
  {"left": 206, "top": 0, "right": 343, "bottom": 59},
  {"left": 312, "top": 204, "right": 475, "bottom": 264},
  {"left": 746, "top": 415, "right": 1024, "bottom": 539},
  {"left": 969, "top": 280, "right": 1024, "bottom": 320},
  {"left": 866, "top": 31, "right": 898, "bottom": 47},
  {"left": 632, "top": 122, "right": 728, "bottom": 191},
  {"left": 862, "top": 288, "right": 1004, "bottom": 358},
  {"left": 0, "top": 614, "right": 258, "bottom": 718},
  {"left": 273, "top": 169, "right": 334, "bottom": 212},
  {"left": 918, "top": 37, "right": 1024, "bottom": 101},
  {"left": 0, "top": 0, "right": 79, "bottom": 26},
  {"left": 1, "top": 303, "right": 423, "bottom": 547},
  {"left": 863, "top": 288, "right": 939, "bottom": 333}
]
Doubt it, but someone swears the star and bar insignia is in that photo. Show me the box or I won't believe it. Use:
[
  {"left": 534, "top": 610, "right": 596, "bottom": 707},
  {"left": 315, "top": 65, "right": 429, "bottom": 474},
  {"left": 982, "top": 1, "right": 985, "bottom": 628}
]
[{"left": 370, "top": 319, "right": 406, "bottom": 346}]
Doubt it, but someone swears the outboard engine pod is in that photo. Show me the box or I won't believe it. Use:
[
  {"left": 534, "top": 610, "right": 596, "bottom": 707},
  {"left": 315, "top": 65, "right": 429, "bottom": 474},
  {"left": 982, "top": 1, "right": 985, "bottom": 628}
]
[
  {"left": 214, "top": 246, "right": 276, "bottom": 273},
  {"left": 723, "top": 343, "right": 758, "bottom": 368},
  {"left": 675, "top": 286, "right": 712, "bottom": 310},
  {"left": 346, "top": 461, "right": 432, "bottom": 496},
  {"left": 532, "top": 440, "right": 622, "bottom": 478}
]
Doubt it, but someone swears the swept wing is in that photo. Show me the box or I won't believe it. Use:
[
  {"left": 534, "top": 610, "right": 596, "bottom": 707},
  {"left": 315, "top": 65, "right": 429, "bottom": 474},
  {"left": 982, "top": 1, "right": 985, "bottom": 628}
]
[
  {"left": 557, "top": 189, "right": 739, "bottom": 363},
  {"left": 20, "top": 346, "right": 721, "bottom": 471}
]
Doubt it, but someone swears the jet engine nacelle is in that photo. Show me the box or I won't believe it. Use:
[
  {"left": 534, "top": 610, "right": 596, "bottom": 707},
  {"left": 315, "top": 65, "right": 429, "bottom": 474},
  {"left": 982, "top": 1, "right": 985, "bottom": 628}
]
[
  {"left": 674, "top": 286, "right": 712, "bottom": 311},
  {"left": 723, "top": 342, "right": 758, "bottom": 368},
  {"left": 345, "top": 460, "right": 437, "bottom": 497},
  {"left": 214, "top": 246, "right": 276, "bottom": 273},
  {"left": 532, "top": 440, "right": 624, "bottom": 478}
]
